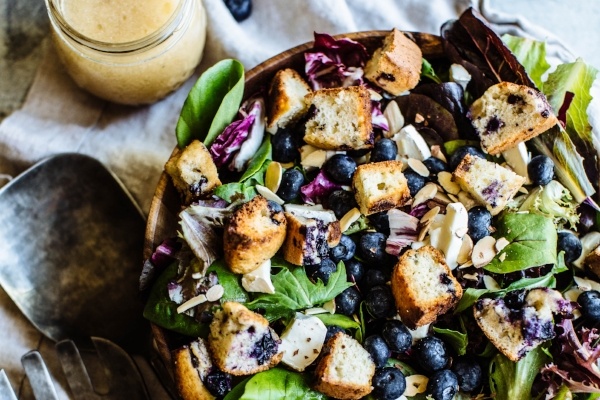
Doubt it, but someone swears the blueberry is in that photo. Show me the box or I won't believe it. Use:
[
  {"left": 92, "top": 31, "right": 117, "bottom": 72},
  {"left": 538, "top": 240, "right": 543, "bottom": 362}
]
[
  {"left": 324, "top": 325, "right": 346, "bottom": 343},
  {"left": 204, "top": 369, "right": 232, "bottom": 398},
  {"left": 368, "top": 211, "right": 390, "bottom": 236},
  {"left": 223, "top": 0, "right": 252, "bottom": 22},
  {"left": 372, "top": 367, "right": 406, "bottom": 400},
  {"left": 503, "top": 289, "right": 527, "bottom": 312},
  {"left": 423, "top": 157, "right": 448, "bottom": 177},
  {"left": 413, "top": 336, "right": 449, "bottom": 372},
  {"left": 426, "top": 369, "right": 459, "bottom": 400},
  {"left": 327, "top": 190, "right": 358, "bottom": 219},
  {"left": 266, "top": 200, "right": 283, "bottom": 214},
  {"left": 467, "top": 206, "right": 492, "bottom": 243},
  {"left": 364, "top": 335, "right": 391, "bottom": 368},
  {"left": 404, "top": 169, "right": 427, "bottom": 197},
  {"left": 528, "top": 155, "right": 554, "bottom": 186},
  {"left": 271, "top": 127, "right": 301, "bottom": 162},
  {"left": 451, "top": 356, "right": 482, "bottom": 392},
  {"left": 324, "top": 154, "right": 357, "bottom": 184},
  {"left": 361, "top": 268, "right": 388, "bottom": 291},
  {"left": 345, "top": 259, "right": 365, "bottom": 283},
  {"left": 370, "top": 138, "right": 398, "bottom": 162},
  {"left": 382, "top": 320, "right": 412, "bottom": 353},
  {"left": 578, "top": 290, "right": 600, "bottom": 322},
  {"left": 365, "top": 285, "right": 396, "bottom": 319},
  {"left": 306, "top": 258, "right": 337, "bottom": 284},
  {"left": 335, "top": 286, "right": 362, "bottom": 316},
  {"left": 276, "top": 169, "right": 305, "bottom": 202},
  {"left": 359, "top": 232, "right": 388, "bottom": 265},
  {"left": 330, "top": 235, "right": 356, "bottom": 263},
  {"left": 448, "top": 146, "right": 485, "bottom": 170},
  {"left": 557, "top": 231, "right": 582, "bottom": 263}
]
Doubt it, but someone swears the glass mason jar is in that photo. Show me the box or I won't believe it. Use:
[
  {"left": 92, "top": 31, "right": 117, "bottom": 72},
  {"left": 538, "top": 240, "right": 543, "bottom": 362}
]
[{"left": 45, "top": 0, "right": 207, "bottom": 105}]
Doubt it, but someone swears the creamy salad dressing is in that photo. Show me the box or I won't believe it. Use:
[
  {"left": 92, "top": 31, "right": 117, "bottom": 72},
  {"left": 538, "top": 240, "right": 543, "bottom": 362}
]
[{"left": 47, "top": 0, "right": 206, "bottom": 105}]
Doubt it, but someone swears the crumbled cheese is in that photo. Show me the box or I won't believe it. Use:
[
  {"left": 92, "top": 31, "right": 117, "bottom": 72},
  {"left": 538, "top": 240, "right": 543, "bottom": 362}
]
[
  {"left": 280, "top": 314, "right": 327, "bottom": 372},
  {"left": 433, "top": 202, "right": 468, "bottom": 269},
  {"left": 393, "top": 124, "right": 431, "bottom": 161},
  {"left": 501, "top": 142, "right": 531, "bottom": 183},
  {"left": 242, "top": 259, "right": 275, "bottom": 294}
]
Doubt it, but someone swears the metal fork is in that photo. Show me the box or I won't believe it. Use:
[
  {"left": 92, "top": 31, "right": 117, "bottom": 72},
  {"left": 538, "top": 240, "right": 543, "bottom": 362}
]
[
  {"left": 0, "top": 369, "right": 18, "bottom": 400},
  {"left": 0, "top": 354, "right": 60, "bottom": 400}
]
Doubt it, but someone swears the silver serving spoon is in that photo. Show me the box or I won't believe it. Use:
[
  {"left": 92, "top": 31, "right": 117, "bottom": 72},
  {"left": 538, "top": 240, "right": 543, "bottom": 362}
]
[{"left": 0, "top": 153, "right": 147, "bottom": 348}]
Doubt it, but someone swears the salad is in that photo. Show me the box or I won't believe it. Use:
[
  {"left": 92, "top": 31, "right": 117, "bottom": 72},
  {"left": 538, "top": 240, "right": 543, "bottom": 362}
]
[{"left": 141, "top": 8, "right": 600, "bottom": 400}]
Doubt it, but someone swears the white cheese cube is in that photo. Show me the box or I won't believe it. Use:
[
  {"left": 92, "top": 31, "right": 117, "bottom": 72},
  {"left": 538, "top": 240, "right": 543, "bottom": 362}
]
[
  {"left": 280, "top": 314, "right": 327, "bottom": 371},
  {"left": 434, "top": 202, "right": 468, "bottom": 269},
  {"left": 392, "top": 125, "right": 431, "bottom": 161},
  {"left": 241, "top": 259, "right": 275, "bottom": 294},
  {"left": 501, "top": 142, "right": 530, "bottom": 183}
]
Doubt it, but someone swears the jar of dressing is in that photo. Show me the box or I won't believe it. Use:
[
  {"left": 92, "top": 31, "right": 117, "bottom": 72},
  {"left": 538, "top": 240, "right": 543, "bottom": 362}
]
[{"left": 45, "top": 0, "right": 207, "bottom": 105}]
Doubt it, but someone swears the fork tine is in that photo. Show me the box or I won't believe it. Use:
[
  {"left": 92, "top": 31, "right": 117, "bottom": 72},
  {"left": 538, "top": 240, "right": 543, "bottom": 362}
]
[
  {"left": 56, "top": 339, "right": 98, "bottom": 399},
  {"left": 91, "top": 337, "right": 149, "bottom": 400},
  {"left": 21, "top": 351, "right": 60, "bottom": 400},
  {"left": 0, "top": 370, "right": 18, "bottom": 400}
]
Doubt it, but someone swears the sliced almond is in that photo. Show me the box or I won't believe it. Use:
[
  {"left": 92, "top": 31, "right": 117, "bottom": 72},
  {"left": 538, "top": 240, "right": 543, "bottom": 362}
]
[
  {"left": 518, "top": 186, "right": 529, "bottom": 194},
  {"left": 340, "top": 207, "right": 361, "bottom": 232},
  {"left": 404, "top": 375, "right": 428, "bottom": 397},
  {"left": 417, "top": 220, "right": 432, "bottom": 242},
  {"left": 177, "top": 294, "right": 207, "bottom": 314},
  {"left": 383, "top": 101, "right": 404, "bottom": 137},
  {"left": 457, "top": 191, "right": 478, "bottom": 210},
  {"left": 255, "top": 185, "right": 285, "bottom": 205},
  {"left": 412, "top": 183, "right": 437, "bottom": 208},
  {"left": 438, "top": 171, "right": 461, "bottom": 195},
  {"left": 265, "top": 161, "right": 283, "bottom": 193},
  {"left": 495, "top": 237, "right": 510, "bottom": 252},
  {"left": 483, "top": 275, "right": 501, "bottom": 290},
  {"left": 414, "top": 113, "right": 425, "bottom": 123},
  {"left": 433, "top": 190, "right": 452, "bottom": 206},
  {"left": 426, "top": 201, "right": 447, "bottom": 214},
  {"left": 420, "top": 206, "right": 440, "bottom": 225},
  {"left": 280, "top": 161, "right": 295, "bottom": 169},
  {"left": 447, "top": 193, "right": 459, "bottom": 203},
  {"left": 408, "top": 158, "right": 430, "bottom": 177},
  {"left": 457, "top": 234, "right": 473, "bottom": 265},
  {"left": 323, "top": 299, "right": 336, "bottom": 314},
  {"left": 499, "top": 252, "right": 507, "bottom": 262},
  {"left": 303, "top": 307, "right": 329, "bottom": 315},
  {"left": 462, "top": 273, "right": 479, "bottom": 281},
  {"left": 472, "top": 236, "right": 497, "bottom": 268},
  {"left": 368, "top": 89, "right": 383, "bottom": 101},
  {"left": 301, "top": 149, "right": 328, "bottom": 169},
  {"left": 206, "top": 284, "right": 224, "bottom": 302},
  {"left": 431, "top": 145, "right": 447, "bottom": 163},
  {"left": 459, "top": 260, "right": 473, "bottom": 268}
]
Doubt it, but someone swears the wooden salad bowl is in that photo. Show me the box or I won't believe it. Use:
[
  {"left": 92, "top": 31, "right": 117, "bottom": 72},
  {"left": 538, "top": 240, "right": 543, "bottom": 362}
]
[{"left": 143, "top": 30, "right": 445, "bottom": 383}]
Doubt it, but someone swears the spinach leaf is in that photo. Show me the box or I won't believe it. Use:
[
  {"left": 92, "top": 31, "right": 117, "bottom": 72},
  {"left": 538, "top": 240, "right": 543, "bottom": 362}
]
[
  {"left": 246, "top": 259, "right": 352, "bottom": 322},
  {"left": 489, "top": 346, "right": 549, "bottom": 400},
  {"left": 142, "top": 262, "right": 208, "bottom": 337},
  {"left": 236, "top": 368, "right": 327, "bottom": 400},
  {"left": 315, "top": 313, "right": 363, "bottom": 342},
  {"left": 433, "top": 326, "right": 468, "bottom": 356},
  {"left": 454, "top": 288, "right": 489, "bottom": 314},
  {"left": 214, "top": 146, "right": 271, "bottom": 203},
  {"left": 484, "top": 213, "right": 557, "bottom": 274},
  {"left": 176, "top": 59, "right": 245, "bottom": 148},
  {"left": 207, "top": 259, "right": 250, "bottom": 304}
]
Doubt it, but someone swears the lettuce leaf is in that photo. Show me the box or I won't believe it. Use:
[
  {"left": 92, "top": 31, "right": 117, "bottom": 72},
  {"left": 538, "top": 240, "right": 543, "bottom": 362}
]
[
  {"left": 501, "top": 34, "right": 551, "bottom": 88},
  {"left": 234, "top": 368, "right": 327, "bottom": 400},
  {"left": 246, "top": 259, "right": 352, "bottom": 322},
  {"left": 489, "top": 346, "right": 549, "bottom": 400}
]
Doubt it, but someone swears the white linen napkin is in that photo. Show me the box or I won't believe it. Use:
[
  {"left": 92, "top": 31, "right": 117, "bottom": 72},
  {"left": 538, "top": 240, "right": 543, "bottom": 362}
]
[{"left": 0, "top": 0, "right": 576, "bottom": 398}]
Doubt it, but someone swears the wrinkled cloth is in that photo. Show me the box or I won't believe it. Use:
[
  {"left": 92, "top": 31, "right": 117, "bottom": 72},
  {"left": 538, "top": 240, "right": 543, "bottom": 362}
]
[{"left": 0, "top": 0, "right": 582, "bottom": 398}]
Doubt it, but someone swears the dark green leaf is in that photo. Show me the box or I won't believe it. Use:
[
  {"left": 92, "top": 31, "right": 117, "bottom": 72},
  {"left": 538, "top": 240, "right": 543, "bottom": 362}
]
[
  {"left": 386, "top": 358, "right": 418, "bottom": 376},
  {"left": 239, "top": 137, "right": 272, "bottom": 182},
  {"left": 314, "top": 313, "right": 363, "bottom": 342},
  {"left": 484, "top": 213, "right": 557, "bottom": 274},
  {"left": 207, "top": 259, "right": 250, "bottom": 303},
  {"left": 176, "top": 59, "right": 245, "bottom": 148},
  {"left": 454, "top": 288, "right": 489, "bottom": 314},
  {"left": 142, "top": 262, "right": 208, "bottom": 337},
  {"left": 237, "top": 368, "right": 327, "bottom": 400},
  {"left": 343, "top": 214, "right": 370, "bottom": 235},
  {"left": 433, "top": 327, "right": 468, "bottom": 356},
  {"left": 247, "top": 260, "right": 352, "bottom": 322},
  {"left": 489, "top": 346, "right": 549, "bottom": 400}
]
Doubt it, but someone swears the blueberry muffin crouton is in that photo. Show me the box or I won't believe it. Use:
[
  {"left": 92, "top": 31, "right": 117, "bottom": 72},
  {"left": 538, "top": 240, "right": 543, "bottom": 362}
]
[
  {"left": 208, "top": 302, "right": 282, "bottom": 376},
  {"left": 165, "top": 140, "right": 221, "bottom": 204},
  {"left": 391, "top": 245, "right": 463, "bottom": 329},
  {"left": 469, "top": 81, "right": 558, "bottom": 155},
  {"left": 452, "top": 154, "right": 525, "bottom": 216},
  {"left": 313, "top": 332, "right": 375, "bottom": 399},
  {"left": 172, "top": 339, "right": 215, "bottom": 400},
  {"left": 266, "top": 68, "right": 312, "bottom": 134},
  {"left": 223, "top": 195, "right": 287, "bottom": 274},
  {"left": 352, "top": 160, "right": 411, "bottom": 216},
  {"left": 304, "top": 86, "right": 373, "bottom": 150},
  {"left": 364, "top": 28, "right": 422, "bottom": 95}
]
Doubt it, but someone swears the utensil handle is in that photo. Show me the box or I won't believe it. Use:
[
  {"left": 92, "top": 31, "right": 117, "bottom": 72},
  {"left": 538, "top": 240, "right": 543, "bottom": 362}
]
[{"left": 21, "top": 351, "right": 60, "bottom": 400}]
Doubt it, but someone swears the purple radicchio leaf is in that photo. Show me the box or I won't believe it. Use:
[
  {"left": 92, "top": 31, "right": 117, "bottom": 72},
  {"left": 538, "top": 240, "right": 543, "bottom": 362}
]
[
  {"left": 210, "top": 96, "right": 265, "bottom": 170},
  {"left": 557, "top": 91, "right": 575, "bottom": 129},
  {"left": 541, "top": 318, "right": 600, "bottom": 394},
  {"left": 371, "top": 100, "right": 389, "bottom": 131},
  {"left": 300, "top": 169, "right": 343, "bottom": 205},
  {"left": 386, "top": 209, "right": 419, "bottom": 256},
  {"left": 139, "top": 238, "right": 182, "bottom": 292},
  {"left": 304, "top": 32, "right": 369, "bottom": 90}
]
